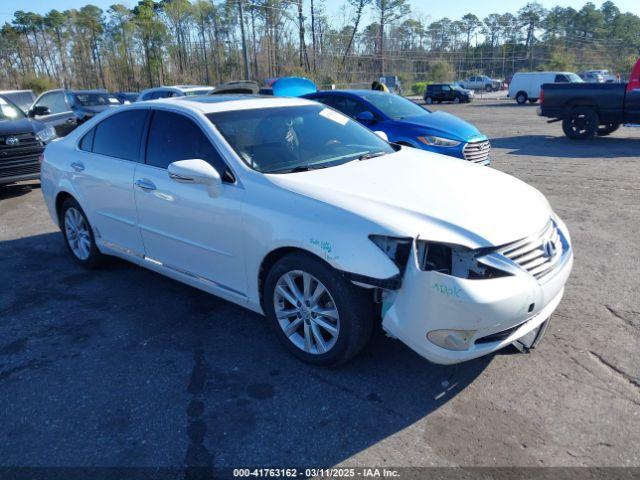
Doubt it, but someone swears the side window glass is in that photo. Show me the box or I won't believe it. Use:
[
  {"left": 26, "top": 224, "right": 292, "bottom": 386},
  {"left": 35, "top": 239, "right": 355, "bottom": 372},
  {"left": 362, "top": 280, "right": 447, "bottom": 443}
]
[
  {"left": 92, "top": 110, "right": 148, "bottom": 161},
  {"left": 79, "top": 128, "right": 95, "bottom": 152},
  {"left": 36, "top": 93, "right": 67, "bottom": 114},
  {"left": 146, "top": 110, "right": 230, "bottom": 180},
  {"left": 555, "top": 75, "right": 568, "bottom": 83}
]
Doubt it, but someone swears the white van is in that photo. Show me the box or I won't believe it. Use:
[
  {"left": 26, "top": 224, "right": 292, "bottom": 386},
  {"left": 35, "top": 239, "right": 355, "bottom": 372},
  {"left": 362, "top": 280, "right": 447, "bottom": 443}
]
[{"left": 508, "top": 72, "right": 583, "bottom": 104}]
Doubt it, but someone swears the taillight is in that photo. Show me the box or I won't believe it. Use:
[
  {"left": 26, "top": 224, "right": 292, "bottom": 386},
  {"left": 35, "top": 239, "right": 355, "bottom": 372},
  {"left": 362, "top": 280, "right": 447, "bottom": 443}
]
[
  {"left": 38, "top": 153, "right": 44, "bottom": 164},
  {"left": 540, "top": 89, "right": 544, "bottom": 104}
]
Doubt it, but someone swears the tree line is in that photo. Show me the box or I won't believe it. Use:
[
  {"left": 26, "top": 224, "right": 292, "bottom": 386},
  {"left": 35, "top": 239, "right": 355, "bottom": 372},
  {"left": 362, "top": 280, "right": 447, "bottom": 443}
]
[{"left": 1, "top": 0, "right": 639, "bottom": 94}]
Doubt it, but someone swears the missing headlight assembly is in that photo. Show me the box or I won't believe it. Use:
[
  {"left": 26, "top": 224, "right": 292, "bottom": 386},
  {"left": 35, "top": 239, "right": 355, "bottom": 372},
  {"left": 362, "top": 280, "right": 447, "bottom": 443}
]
[{"left": 416, "top": 240, "right": 512, "bottom": 280}]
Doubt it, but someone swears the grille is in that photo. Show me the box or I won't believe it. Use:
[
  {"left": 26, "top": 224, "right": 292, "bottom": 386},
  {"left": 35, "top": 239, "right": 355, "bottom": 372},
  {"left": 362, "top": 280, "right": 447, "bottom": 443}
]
[
  {"left": 498, "top": 220, "right": 563, "bottom": 281},
  {"left": 463, "top": 140, "right": 491, "bottom": 164},
  {"left": 0, "top": 155, "right": 40, "bottom": 179},
  {"left": 0, "top": 132, "right": 43, "bottom": 162}
]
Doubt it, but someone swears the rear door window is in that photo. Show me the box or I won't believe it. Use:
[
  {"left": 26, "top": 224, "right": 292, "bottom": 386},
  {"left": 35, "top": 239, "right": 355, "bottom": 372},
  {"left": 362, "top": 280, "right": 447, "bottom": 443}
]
[
  {"left": 554, "top": 75, "right": 569, "bottom": 83},
  {"left": 92, "top": 109, "right": 148, "bottom": 161}
]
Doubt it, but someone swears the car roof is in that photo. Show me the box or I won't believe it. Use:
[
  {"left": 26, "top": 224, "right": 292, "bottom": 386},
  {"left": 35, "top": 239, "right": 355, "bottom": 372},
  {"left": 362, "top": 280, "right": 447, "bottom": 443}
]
[
  {"left": 310, "top": 89, "right": 385, "bottom": 97},
  {"left": 145, "top": 94, "right": 316, "bottom": 114}
]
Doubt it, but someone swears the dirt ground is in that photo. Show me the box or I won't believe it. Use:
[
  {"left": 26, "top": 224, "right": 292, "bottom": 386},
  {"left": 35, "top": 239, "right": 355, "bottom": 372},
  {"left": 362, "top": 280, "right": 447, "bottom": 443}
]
[{"left": 0, "top": 100, "right": 638, "bottom": 471}]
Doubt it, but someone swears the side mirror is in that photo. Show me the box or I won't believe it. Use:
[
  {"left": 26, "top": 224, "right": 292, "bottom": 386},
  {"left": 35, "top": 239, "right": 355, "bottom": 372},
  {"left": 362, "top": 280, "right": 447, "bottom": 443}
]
[
  {"left": 355, "top": 110, "right": 375, "bottom": 123},
  {"left": 29, "top": 106, "right": 51, "bottom": 117},
  {"left": 168, "top": 159, "right": 223, "bottom": 198},
  {"left": 374, "top": 131, "right": 388, "bottom": 142}
]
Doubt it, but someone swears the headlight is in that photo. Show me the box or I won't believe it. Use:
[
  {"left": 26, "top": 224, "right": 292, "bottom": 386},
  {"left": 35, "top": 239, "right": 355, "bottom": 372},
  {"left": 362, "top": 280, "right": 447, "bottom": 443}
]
[
  {"left": 369, "top": 235, "right": 412, "bottom": 274},
  {"left": 36, "top": 125, "right": 56, "bottom": 143},
  {"left": 416, "top": 240, "right": 511, "bottom": 280},
  {"left": 417, "top": 135, "right": 460, "bottom": 147}
]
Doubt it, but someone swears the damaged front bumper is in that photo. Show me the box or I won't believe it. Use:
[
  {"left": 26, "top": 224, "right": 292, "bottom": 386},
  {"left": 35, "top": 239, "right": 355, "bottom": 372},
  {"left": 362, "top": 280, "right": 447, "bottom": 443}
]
[{"left": 380, "top": 232, "right": 573, "bottom": 365}]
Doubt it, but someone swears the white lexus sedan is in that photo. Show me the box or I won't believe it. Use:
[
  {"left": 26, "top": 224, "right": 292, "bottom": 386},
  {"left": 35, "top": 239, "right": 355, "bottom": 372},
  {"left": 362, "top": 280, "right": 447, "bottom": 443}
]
[{"left": 40, "top": 95, "right": 573, "bottom": 366}]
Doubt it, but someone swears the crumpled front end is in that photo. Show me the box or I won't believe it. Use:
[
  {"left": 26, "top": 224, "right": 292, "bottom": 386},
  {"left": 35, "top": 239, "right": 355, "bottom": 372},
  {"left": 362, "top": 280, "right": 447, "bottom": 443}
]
[{"left": 381, "top": 218, "right": 573, "bottom": 365}]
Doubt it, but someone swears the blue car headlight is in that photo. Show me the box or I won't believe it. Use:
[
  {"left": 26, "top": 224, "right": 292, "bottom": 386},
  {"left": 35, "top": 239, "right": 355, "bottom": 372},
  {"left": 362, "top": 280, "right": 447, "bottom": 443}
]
[
  {"left": 36, "top": 125, "right": 57, "bottom": 143},
  {"left": 417, "top": 135, "right": 460, "bottom": 147}
]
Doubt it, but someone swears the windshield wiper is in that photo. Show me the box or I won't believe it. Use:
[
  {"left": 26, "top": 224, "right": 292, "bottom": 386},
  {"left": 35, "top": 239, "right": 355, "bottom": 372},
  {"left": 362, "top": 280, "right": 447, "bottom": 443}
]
[
  {"left": 267, "top": 164, "right": 328, "bottom": 174},
  {"left": 358, "top": 151, "right": 387, "bottom": 161}
]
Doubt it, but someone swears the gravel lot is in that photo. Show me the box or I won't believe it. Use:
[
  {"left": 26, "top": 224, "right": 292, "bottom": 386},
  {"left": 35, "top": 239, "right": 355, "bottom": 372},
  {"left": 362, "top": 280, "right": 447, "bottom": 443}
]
[{"left": 0, "top": 100, "right": 639, "bottom": 471}]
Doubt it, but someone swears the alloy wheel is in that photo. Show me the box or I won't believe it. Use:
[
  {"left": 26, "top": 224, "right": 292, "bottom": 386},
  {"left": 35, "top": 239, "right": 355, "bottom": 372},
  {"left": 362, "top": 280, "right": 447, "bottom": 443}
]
[
  {"left": 273, "top": 270, "right": 340, "bottom": 355},
  {"left": 64, "top": 207, "right": 91, "bottom": 260}
]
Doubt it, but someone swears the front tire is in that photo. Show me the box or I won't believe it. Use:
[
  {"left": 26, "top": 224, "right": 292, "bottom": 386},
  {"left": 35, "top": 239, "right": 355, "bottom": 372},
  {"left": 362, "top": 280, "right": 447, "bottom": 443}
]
[
  {"left": 60, "top": 197, "right": 103, "bottom": 269},
  {"left": 453, "top": 96, "right": 461, "bottom": 104},
  {"left": 562, "top": 107, "right": 599, "bottom": 139},
  {"left": 424, "top": 96, "right": 433, "bottom": 104},
  {"left": 263, "top": 252, "right": 373, "bottom": 367}
]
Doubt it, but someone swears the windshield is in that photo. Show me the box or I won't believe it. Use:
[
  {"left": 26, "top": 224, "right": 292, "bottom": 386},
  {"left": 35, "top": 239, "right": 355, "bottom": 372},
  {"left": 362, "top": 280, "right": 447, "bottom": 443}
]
[
  {"left": 451, "top": 84, "right": 465, "bottom": 91},
  {"left": 0, "top": 97, "right": 26, "bottom": 121},
  {"left": 73, "top": 93, "right": 120, "bottom": 106},
  {"left": 208, "top": 105, "right": 394, "bottom": 174},
  {"left": 360, "top": 93, "right": 427, "bottom": 120},
  {"left": 566, "top": 73, "right": 584, "bottom": 83},
  {"left": 185, "top": 89, "right": 213, "bottom": 96}
]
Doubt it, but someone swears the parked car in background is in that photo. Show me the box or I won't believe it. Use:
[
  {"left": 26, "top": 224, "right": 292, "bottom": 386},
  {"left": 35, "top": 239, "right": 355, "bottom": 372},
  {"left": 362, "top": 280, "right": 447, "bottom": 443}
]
[
  {"left": 379, "top": 75, "right": 402, "bottom": 94},
  {"left": 304, "top": 90, "right": 491, "bottom": 165},
  {"left": 114, "top": 92, "right": 139, "bottom": 104},
  {"left": 29, "top": 89, "right": 121, "bottom": 137},
  {"left": 211, "top": 81, "right": 259, "bottom": 95},
  {"left": 424, "top": 83, "right": 474, "bottom": 104},
  {"left": 581, "top": 69, "right": 617, "bottom": 83},
  {"left": 538, "top": 58, "right": 640, "bottom": 139},
  {"left": 508, "top": 72, "right": 583, "bottom": 104},
  {"left": 138, "top": 85, "right": 214, "bottom": 101},
  {"left": 40, "top": 95, "right": 572, "bottom": 366},
  {"left": 578, "top": 71, "right": 604, "bottom": 83},
  {"left": 0, "top": 95, "right": 55, "bottom": 186},
  {"left": 0, "top": 89, "right": 36, "bottom": 114},
  {"left": 458, "top": 75, "right": 501, "bottom": 92}
]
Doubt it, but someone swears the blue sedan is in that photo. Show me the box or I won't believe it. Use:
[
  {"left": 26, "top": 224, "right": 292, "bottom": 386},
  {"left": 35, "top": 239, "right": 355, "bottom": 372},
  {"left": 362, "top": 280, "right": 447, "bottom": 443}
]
[{"left": 303, "top": 90, "right": 491, "bottom": 165}]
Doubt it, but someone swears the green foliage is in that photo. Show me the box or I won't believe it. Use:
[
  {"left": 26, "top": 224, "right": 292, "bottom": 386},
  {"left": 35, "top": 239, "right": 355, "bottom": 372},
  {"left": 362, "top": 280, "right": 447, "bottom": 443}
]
[
  {"left": 411, "top": 81, "right": 429, "bottom": 95},
  {"left": 541, "top": 47, "right": 576, "bottom": 71},
  {"left": 428, "top": 61, "right": 455, "bottom": 82},
  {"left": 20, "top": 75, "right": 56, "bottom": 94}
]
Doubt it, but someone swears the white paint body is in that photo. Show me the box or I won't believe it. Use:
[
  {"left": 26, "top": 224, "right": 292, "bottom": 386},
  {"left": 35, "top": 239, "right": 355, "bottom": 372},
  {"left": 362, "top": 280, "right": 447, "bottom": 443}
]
[
  {"left": 40, "top": 96, "right": 573, "bottom": 365},
  {"left": 508, "top": 72, "right": 581, "bottom": 101}
]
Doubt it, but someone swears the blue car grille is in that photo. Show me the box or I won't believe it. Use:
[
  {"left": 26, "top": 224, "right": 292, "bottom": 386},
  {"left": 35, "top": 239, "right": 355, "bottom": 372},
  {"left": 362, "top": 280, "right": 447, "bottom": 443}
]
[{"left": 462, "top": 140, "right": 491, "bottom": 164}]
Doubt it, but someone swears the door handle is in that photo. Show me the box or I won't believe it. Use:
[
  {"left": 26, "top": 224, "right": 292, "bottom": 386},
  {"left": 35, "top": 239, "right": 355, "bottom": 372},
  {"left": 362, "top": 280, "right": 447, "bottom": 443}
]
[
  {"left": 136, "top": 179, "right": 156, "bottom": 191},
  {"left": 70, "top": 161, "right": 84, "bottom": 172}
]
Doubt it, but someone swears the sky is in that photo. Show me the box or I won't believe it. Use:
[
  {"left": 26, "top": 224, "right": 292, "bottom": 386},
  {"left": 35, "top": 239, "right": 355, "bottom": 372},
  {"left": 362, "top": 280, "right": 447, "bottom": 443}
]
[{"left": 1, "top": 0, "right": 640, "bottom": 24}]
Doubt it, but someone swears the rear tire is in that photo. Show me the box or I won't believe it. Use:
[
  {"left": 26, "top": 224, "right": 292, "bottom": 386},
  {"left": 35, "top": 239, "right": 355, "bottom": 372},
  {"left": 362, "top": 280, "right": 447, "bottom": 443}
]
[
  {"left": 515, "top": 92, "right": 528, "bottom": 104},
  {"left": 60, "top": 197, "right": 104, "bottom": 269},
  {"left": 562, "top": 107, "right": 599, "bottom": 139},
  {"left": 263, "top": 252, "right": 373, "bottom": 367},
  {"left": 528, "top": 98, "right": 538, "bottom": 103},
  {"left": 597, "top": 122, "right": 620, "bottom": 136}
]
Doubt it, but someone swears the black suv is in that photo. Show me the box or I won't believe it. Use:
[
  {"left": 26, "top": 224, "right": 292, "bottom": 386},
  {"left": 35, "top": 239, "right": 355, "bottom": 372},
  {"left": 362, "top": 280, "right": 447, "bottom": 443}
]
[
  {"left": 28, "top": 89, "right": 121, "bottom": 137},
  {"left": 0, "top": 96, "right": 56, "bottom": 186},
  {"left": 423, "top": 84, "right": 473, "bottom": 104}
]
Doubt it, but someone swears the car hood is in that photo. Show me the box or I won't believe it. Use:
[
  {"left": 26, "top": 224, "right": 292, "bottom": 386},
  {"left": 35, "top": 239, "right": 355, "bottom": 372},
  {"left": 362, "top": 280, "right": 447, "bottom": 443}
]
[
  {"left": 267, "top": 148, "right": 551, "bottom": 248},
  {"left": 397, "top": 111, "right": 485, "bottom": 142},
  {"left": 0, "top": 117, "right": 38, "bottom": 135}
]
